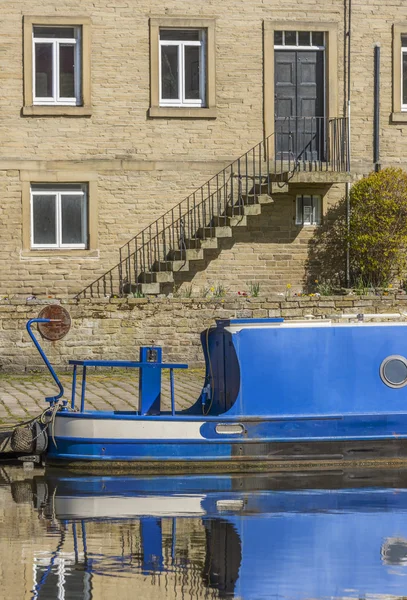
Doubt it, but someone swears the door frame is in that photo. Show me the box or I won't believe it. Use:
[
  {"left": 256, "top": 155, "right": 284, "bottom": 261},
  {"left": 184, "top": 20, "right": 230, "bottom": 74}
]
[{"left": 263, "top": 21, "right": 339, "bottom": 144}]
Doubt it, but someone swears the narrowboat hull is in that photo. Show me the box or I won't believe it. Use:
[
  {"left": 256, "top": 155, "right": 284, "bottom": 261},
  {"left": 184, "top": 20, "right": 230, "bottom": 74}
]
[{"left": 47, "top": 411, "right": 407, "bottom": 471}]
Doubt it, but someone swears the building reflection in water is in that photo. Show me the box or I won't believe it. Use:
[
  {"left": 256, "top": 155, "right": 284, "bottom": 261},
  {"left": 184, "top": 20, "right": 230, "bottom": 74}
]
[{"left": 5, "top": 469, "right": 407, "bottom": 599}]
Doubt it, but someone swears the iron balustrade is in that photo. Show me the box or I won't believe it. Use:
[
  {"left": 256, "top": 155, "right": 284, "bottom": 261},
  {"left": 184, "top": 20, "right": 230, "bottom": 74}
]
[
  {"left": 76, "top": 117, "right": 348, "bottom": 299},
  {"left": 275, "top": 116, "right": 349, "bottom": 172}
]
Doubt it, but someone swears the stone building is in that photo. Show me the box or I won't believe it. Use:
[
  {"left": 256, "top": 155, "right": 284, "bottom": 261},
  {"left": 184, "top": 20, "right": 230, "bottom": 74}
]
[{"left": 0, "top": 1, "right": 404, "bottom": 298}]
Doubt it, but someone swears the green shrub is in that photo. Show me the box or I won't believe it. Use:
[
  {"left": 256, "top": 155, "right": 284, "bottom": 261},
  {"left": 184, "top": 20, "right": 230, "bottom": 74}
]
[{"left": 348, "top": 167, "right": 407, "bottom": 287}]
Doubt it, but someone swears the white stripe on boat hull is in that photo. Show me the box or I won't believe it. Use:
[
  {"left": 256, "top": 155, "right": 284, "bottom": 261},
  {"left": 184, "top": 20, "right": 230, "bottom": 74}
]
[
  {"left": 53, "top": 417, "right": 205, "bottom": 440},
  {"left": 54, "top": 495, "right": 206, "bottom": 518}
]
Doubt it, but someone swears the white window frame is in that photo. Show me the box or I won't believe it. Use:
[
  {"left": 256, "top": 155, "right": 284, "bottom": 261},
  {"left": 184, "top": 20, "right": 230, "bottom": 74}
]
[
  {"left": 274, "top": 30, "right": 325, "bottom": 50},
  {"left": 159, "top": 29, "right": 206, "bottom": 108},
  {"left": 32, "top": 26, "right": 81, "bottom": 106},
  {"left": 295, "top": 194, "right": 322, "bottom": 226},
  {"left": 30, "top": 186, "right": 87, "bottom": 249},
  {"left": 402, "top": 38, "right": 407, "bottom": 111}
]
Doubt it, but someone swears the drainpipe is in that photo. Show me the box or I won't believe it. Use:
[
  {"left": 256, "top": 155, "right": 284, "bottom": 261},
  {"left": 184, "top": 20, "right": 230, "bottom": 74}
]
[
  {"left": 346, "top": 0, "right": 352, "bottom": 171},
  {"left": 373, "top": 43, "right": 381, "bottom": 171},
  {"left": 345, "top": 0, "right": 352, "bottom": 287}
]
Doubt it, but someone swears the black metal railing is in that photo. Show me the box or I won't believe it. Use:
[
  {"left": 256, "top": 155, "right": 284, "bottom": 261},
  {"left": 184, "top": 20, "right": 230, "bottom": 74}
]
[
  {"left": 76, "top": 117, "right": 348, "bottom": 299},
  {"left": 275, "top": 116, "right": 349, "bottom": 172}
]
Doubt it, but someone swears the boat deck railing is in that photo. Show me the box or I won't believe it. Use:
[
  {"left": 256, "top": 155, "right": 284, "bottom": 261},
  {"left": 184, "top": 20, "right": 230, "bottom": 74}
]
[{"left": 69, "top": 360, "right": 188, "bottom": 416}]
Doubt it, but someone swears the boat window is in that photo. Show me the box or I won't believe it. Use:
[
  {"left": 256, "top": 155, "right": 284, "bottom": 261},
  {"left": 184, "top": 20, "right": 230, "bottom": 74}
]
[{"left": 380, "top": 355, "right": 407, "bottom": 388}]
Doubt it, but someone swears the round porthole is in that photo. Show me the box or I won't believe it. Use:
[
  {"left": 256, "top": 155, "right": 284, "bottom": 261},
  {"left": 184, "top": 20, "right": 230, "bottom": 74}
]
[{"left": 380, "top": 355, "right": 407, "bottom": 388}]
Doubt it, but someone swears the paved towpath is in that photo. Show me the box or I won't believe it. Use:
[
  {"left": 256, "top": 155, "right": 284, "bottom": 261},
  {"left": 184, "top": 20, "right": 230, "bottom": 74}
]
[{"left": 0, "top": 369, "right": 205, "bottom": 425}]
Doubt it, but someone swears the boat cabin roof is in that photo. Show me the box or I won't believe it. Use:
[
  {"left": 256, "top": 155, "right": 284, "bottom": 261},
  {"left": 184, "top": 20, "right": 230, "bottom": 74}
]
[{"left": 219, "top": 318, "right": 407, "bottom": 333}]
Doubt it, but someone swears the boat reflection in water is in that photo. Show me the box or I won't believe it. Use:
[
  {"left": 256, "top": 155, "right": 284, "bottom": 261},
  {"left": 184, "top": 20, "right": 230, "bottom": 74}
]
[{"left": 20, "top": 469, "right": 407, "bottom": 599}]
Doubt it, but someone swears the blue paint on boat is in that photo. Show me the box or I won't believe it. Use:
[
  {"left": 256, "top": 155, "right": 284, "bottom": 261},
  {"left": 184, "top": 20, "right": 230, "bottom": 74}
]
[
  {"left": 27, "top": 316, "right": 407, "bottom": 467},
  {"left": 48, "top": 439, "right": 233, "bottom": 461},
  {"left": 197, "top": 319, "right": 407, "bottom": 417}
]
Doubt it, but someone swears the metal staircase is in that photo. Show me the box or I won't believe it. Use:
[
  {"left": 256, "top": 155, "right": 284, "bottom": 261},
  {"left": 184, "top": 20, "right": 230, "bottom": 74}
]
[{"left": 76, "top": 117, "right": 348, "bottom": 299}]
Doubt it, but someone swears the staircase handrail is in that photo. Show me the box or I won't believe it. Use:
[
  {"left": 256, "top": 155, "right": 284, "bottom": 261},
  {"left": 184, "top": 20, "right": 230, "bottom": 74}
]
[
  {"left": 118, "top": 132, "right": 275, "bottom": 254},
  {"left": 75, "top": 117, "right": 348, "bottom": 299}
]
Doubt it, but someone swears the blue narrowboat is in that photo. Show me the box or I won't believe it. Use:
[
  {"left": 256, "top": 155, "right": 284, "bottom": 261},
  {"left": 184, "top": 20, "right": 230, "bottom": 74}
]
[{"left": 22, "top": 308, "right": 407, "bottom": 469}]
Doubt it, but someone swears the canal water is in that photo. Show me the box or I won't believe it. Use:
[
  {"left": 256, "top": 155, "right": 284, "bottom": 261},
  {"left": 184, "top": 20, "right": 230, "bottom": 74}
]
[{"left": 2, "top": 467, "right": 407, "bottom": 599}]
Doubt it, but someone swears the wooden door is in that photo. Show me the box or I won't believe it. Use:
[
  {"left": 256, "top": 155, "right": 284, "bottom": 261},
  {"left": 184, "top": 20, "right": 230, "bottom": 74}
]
[{"left": 275, "top": 49, "right": 325, "bottom": 162}]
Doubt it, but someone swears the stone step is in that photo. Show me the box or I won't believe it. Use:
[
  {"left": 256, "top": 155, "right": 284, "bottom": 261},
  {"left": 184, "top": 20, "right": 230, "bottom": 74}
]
[
  {"left": 153, "top": 260, "right": 190, "bottom": 272},
  {"left": 196, "top": 237, "right": 218, "bottom": 249},
  {"left": 258, "top": 193, "right": 275, "bottom": 204},
  {"left": 198, "top": 226, "right": 232, "bottom": 239},
  {"left": 141, "top": 271, "right": 174, "bottom": 283},
  {"left": 141, "top": 282, "right": 161, "bottom": 295},
  {"left": 240, "top": 190, "right": 275, "bottom": 204},
  {"left": 183, "top": 237, "right": 219, "bottom": 250},
  {"left": 178, "top": 238, "right": 201, "bottom": 249},
  {"left": 227, "top": 204, "right": 262, "bottom": 217},
  {"left": 169, "top": 248, "right": 204, "bottom": 261},
  {"left": 210, "top": 213, "right": 248, "bottom": 227},
  {"left": 241, "top": 194, "right": 276, "bottom": 208},
  {"left": 229, "top": 215, "right": 248, "bottom": 227},
  {"left": 210, "top": 215, "right": 230, "bottom": 227}
]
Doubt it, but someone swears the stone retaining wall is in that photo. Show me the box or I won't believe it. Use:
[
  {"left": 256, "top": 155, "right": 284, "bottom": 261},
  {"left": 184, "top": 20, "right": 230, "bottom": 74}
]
[{"left": 1, "top": 295, "right": 407, "bottom": 372}]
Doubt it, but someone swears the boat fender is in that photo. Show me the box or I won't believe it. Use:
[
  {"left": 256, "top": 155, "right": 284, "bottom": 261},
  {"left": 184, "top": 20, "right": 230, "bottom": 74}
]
[{"left": 10, "top": 421, "right": 48, "bottom": 455}]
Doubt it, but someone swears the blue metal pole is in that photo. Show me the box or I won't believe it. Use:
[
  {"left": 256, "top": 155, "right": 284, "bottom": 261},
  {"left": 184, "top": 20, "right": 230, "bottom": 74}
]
[
  {"left": 71, "top": 364, "right": 77, "bottom": 409},
  {"left": 26, "top": 318, "right": 64, "bottom": 405},
  {"left": 80, "top": 367, "right": 87, "bottom": 413},
  {"left": 170, "top": 368, "right": 175, "bottom": 416}
]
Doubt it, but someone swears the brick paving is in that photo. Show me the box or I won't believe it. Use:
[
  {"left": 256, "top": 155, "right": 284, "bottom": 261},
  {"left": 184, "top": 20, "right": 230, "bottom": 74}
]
[{"left": 0, "top": 369, "right": 205, "bottom": 425}]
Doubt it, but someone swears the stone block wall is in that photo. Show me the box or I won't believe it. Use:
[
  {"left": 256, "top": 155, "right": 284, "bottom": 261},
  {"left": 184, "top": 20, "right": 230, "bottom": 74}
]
[
  {"left": 0, "top": 168, "right": 346, "bottom": 297},
  {"left": 0, "top": 0, "right": 407, "bottom": 297},
  {"left": 181, "top": 183, "right": 345, "bottom": 295},
  {"left": 0, "top": 0, "right": 402, "bottom": 170},
  {"left": 4, "top": 165, "right": 220, "bottom": 297},
  {"left": 1, "top": 295, "right": 407, "bottom": 373}
]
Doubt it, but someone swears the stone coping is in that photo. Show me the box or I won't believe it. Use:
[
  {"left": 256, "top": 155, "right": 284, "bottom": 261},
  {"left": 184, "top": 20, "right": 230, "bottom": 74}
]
[{"left": 1, "top": 293, "right": 407, "bottom": 306}]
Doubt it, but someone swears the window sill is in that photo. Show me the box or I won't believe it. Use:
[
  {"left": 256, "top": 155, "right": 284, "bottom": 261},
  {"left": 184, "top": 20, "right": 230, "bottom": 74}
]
[
  {"left": 21, "top": 249, "right": 99, "bottom": 258},
  {"left": 391, "top": 111, "right": 407, "bottom": 123},
  {"left": 148, "top": 106, "right": 217, "bottom": 119},
  {"left": 22, "top": 105, "right": 92, "bottom": 117}
]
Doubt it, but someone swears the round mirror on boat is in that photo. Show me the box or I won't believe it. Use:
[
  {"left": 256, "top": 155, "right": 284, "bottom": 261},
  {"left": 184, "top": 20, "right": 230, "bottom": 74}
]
[
  {"left": 37, "top": 305, "right": 71, "bottom": 341},
  {"left": 380, "top": 355, "right": 407, "bottom": 388}
]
